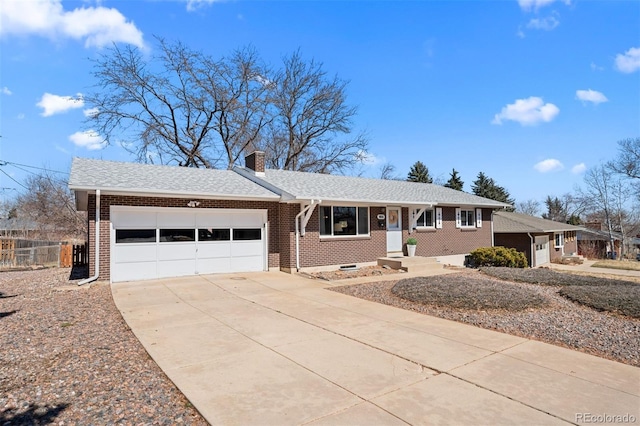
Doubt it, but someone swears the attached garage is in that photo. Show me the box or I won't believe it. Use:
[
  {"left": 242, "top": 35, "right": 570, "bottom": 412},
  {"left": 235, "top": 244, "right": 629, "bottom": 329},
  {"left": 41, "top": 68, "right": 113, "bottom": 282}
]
[
  {"left": 111, "top": 206, "right": 268, "bottom": 282},
  {"left": 534, "top": 235, "right": 550, "bottom": 266}
]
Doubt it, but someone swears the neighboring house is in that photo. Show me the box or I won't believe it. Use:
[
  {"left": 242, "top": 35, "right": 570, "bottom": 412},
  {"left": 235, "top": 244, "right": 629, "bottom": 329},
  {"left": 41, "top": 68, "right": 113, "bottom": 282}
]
[
  {"left": 493, "top": 211, "right": 582, "bottom": 267},
  {"left": 0, "top": 218, "right": 38, "bottom": 238},
  {"left": 577, "top": 228, "right": 621, "bottom": 259},
  {"left": 69, "top": 152, "right": 510, "bottom": 283}
]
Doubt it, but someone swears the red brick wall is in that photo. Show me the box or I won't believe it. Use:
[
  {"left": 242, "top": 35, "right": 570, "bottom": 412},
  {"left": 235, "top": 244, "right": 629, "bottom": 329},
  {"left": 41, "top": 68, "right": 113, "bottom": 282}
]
[
  {"left": 410, "top": 208, "right": 493, "bottom": 257},
  {"left": 282, "top": 206, "right": 494, "bottom": 270},
  {"left": 87, "top": 194, "right": 280, "bottom": 281},
  {"left": 494, "top": 233, "right": 532, "bottom": 265}
]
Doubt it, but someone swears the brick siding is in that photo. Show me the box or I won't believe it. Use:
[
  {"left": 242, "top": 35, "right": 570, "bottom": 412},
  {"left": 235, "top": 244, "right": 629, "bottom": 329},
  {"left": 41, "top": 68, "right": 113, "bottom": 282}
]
[{"left": 87, "top": 194, "right": 280, "bottom": 281}]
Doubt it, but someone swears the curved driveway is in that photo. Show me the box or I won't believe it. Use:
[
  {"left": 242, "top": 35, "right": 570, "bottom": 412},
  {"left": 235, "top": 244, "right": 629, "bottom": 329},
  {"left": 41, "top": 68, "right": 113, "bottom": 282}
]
[{"left": 112, "top": 271, "right": 640, "bottom": 425}]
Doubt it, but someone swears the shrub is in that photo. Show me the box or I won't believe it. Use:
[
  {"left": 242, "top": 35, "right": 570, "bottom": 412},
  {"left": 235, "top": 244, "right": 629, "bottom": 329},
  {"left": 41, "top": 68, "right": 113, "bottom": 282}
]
[
  {"left": 469, "top": 247, "right": 528, "bottom": 268},
  {"left": 480, "top": 267, "right": 637, "bottom": 286},
  {"left": 406, "top": 237, "right": 417, "bottom": 246}
]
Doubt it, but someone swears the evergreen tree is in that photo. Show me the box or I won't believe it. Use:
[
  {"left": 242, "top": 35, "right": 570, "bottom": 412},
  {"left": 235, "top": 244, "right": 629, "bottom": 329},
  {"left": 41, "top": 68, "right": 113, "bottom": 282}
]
[
  {"left": 542, "top": 196, "right": 567, "bottom": 222},
  {"left": 444, "top": 168, "right": 464, "bottom": 191},
  {"left": 407, "top": 161, "right": 433, "bottom": 183},
  {"left": 471, "top": 172, "right": 515, "bottom": 208}
]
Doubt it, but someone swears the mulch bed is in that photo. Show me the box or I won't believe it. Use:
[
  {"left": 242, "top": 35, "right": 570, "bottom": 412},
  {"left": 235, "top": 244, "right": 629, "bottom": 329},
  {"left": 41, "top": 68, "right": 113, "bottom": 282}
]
[
  {"left": 0, "top": 267, "right": 208, "bottom": 425},
  {"left": 330, "top": 269, "right": 640, "bottom": 367}
]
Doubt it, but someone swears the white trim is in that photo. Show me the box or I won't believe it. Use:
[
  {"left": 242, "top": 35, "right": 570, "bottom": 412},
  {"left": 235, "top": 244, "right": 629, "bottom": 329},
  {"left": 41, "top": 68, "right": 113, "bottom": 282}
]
[
  {"left": 476, "top": 208, "right": 483, "bottom": 228},
  {"left": 455, "top": 208, "right": 461, "bottom": 228}
]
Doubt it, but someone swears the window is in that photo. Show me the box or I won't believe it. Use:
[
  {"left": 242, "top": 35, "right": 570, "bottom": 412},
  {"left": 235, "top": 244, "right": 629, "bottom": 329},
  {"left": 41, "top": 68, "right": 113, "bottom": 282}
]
[
  {"left": 416, "top": 209, "right": 434, "bottom": 227},
  {"left": 319, "top": 206, "right": 369, "bottom": 236},
  {"left": 460, "top": 209, "right": 475, "bottom": 227},
  {"left": 233, "top": 228, "right": 262, "bottom": 241},
  {"left": 159, "top": 229, "right": 195, "bottom": 242},
  {"left": 554, "top": 233, "right": 564, "bottom": 248},
  {"left": 116, "top": 229, "right": 156, "bottom": 243},
  {"left": 199, "top": 228, "right": 230, "bottom": 241}
]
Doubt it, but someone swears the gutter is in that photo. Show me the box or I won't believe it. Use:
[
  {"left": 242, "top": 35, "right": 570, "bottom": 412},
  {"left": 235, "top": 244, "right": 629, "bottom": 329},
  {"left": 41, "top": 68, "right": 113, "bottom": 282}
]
[
  {"left": 527, "top": 232, "right": 534, "bottom": 268},
  {"left": 78, "top": 190, "right": 100, "bottom": 285}
]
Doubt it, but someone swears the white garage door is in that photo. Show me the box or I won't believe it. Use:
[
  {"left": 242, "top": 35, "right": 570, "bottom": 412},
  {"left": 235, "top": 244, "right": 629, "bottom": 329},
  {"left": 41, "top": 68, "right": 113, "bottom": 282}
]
[
  {"left": 111, "top": 207, "right": 267, "bottom": 282},
  {"left": 534, "top": 235, "right": 549, "bottom": 267}
]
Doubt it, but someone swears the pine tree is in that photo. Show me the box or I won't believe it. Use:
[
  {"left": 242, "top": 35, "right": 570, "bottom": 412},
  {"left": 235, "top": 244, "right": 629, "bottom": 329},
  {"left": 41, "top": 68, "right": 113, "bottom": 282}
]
[
  {"left": 542, "top": 196, "right": 567, "bottom": 222},
  {"left": 471, "top": 172, "right": 515, "bottom": 208},
  {"left": 407, "top": 161, "right": 433, "bottom": 183},
  {"left": 444, "top": 168, "right": 464, "bottom": 191}
]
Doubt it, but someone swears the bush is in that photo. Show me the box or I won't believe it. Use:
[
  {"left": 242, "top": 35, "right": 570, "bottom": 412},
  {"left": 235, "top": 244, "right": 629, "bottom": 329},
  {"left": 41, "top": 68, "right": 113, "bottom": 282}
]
[
  {"left": 480, "top": 267, "right": 637, "bottom": 286},
  {"left": 406, "top": 237, "right": 417, "bottom": 246},
  {"left": 469, "top": 247, "right": 528, "bottom": 268}
]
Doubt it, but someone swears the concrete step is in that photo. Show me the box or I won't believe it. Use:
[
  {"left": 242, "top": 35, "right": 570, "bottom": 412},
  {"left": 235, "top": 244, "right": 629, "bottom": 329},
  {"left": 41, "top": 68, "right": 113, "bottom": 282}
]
[{"left": 377, "top": 256, "right": 443, "bottom": 273}]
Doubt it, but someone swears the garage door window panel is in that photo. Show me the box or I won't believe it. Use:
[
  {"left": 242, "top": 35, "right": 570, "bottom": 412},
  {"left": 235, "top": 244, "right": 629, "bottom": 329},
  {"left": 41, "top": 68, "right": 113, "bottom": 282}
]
[
  {"left": 160, "top": 229, "right": 196, "bottom": 242},
  {"left": 199, "top": 228, "right": 231, "bottom": 241},
  {"left": 233, "top": 228, "right": 262, "bottom": 240},
  {"left": 116, "top": 229, "right": 156, "bottom": 243}
]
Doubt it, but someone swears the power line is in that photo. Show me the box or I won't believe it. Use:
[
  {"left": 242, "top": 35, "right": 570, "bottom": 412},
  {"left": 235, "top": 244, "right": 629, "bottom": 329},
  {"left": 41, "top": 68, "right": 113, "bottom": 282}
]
[
  {"left": 0, "top": 168, "right": 28, "bottom": 191},
  {"left": 0, "top": 160, "right": 67, "bottom": 175}
]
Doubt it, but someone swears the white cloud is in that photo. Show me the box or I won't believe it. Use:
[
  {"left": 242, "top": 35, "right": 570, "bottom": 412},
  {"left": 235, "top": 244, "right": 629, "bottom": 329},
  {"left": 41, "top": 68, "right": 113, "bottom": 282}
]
[
  {"left": 356, "top": 150, "right": 384, "bottom": 166},
  {"left": 492, "top": 96, "right": 560, "bottom": 126},
  {"left": 17, "top": 113, "right": 25, "bottom": 120},
  {"left": 0, "top": 0, "right": 145, "bottom": 49},
  {"left": 526, "top": 16, "right": 559, "bottom": 31},
  {"left": 2, "top": 86, "right": 12, "bottom": 95},
  {"left": 185, "top": 0, "right": 219, "bottom": 12},
  {"left": 571, "top": 163, "right": 586, "bottom": 174},
  {"left": 534, "top": 158, "right": 564, "bottom": 173},
  {"left": 576, "top": 89, "right": 608, "bottom": 105},
  {"left": 590, "top": 62, "right": 604, "bottom": 72},
  {"left": 83, "top": 107, "right": 99, "bottom": 118},
  {"left": 615, "top": 47, "right": 640, "bottom": 74},
  {"left": 37, "top": 93, "right": 84, "bottom": 116},
  {"left": 69, "top": 130, "right": 106, "bottom": 150},
  {"left": 518, "top": 0, "right": 570, "bottom": 12}
]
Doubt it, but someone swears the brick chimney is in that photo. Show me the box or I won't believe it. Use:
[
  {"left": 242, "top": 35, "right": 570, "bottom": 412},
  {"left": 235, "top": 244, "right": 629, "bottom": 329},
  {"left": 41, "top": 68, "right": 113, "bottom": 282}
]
[{"left": 245, "top": 151, "right": 265, "bottom": 173}]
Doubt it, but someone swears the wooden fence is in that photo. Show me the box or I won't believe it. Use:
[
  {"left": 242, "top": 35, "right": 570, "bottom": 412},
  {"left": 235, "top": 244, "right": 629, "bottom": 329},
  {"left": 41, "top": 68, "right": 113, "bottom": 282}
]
[{"left": 60, "top": 244, "right": 87, "bottom": 268}]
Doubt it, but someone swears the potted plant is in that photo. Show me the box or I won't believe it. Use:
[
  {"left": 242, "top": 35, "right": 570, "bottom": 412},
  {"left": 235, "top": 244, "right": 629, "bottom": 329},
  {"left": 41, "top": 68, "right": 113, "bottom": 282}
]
[{"left": 406, "top": 237, "right": 417, "bottom": 257}]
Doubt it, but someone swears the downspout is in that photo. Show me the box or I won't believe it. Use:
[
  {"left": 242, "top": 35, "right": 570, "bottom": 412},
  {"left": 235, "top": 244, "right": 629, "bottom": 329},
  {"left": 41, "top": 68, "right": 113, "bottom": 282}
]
[
  {"left": 78, "top": 190, "right": 100, "bottom": 285},
  {"left": 295, "top": 200, "right": 317, "bottom": 272},
  {"left": 491, "top": 210, "right": 495, "bottom": 246},
  {"left": 527, "top": 232, "right": 534, "bottom": 268}
]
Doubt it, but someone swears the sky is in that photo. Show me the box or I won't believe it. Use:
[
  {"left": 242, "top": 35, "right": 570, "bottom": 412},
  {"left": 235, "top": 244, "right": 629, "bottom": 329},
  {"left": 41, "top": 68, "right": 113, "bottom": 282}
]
[{"left": 1, "top": 0, "right": 639, "bottom": 209}]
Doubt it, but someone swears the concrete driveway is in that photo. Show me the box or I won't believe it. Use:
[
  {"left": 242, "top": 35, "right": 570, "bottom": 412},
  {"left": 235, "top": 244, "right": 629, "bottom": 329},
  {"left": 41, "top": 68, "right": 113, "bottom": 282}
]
[{"left": 112, "top": 272, "right": 640, "bottom": 425}]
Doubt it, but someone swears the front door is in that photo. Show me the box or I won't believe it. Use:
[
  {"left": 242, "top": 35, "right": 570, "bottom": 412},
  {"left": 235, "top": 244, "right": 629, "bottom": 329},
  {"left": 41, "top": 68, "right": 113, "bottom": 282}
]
[{"left": 386, "top": 206, "right": 402, "bottom": 253}]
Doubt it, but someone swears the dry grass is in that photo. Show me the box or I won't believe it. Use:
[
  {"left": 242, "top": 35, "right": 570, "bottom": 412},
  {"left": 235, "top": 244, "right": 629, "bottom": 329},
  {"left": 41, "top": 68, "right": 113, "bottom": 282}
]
[
  {"left": 391, "top": 274, "right": 549, "bottom": 311},
  {"left": 560, "top": 286, "right": 640, "bottom": 319},
  {"left": 592, "top": 259, "right": 640, "bottom": 271},
  {"left": 480, "top": 267, "right": 637, "bottom": 286}
]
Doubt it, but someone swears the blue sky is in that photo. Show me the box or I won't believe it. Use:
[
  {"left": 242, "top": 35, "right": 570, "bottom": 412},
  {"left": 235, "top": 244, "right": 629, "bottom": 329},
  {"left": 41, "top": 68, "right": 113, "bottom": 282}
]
[{"left": 1, "top": 0, "right": 639, "bottom": 208}]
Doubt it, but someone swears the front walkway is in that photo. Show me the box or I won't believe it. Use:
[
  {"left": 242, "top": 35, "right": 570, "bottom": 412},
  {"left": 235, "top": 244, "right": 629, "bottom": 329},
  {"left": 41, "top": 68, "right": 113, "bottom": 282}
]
[{"left": 112, "top": 272, "right": 640, "bottom": 425}]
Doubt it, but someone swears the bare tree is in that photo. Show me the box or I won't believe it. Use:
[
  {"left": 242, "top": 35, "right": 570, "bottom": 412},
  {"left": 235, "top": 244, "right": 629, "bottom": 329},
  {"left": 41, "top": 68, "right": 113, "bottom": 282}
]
[
  {"left": 609, "top": 137, "right": 640, "bottom": 179},
  {"left": 263, "top": 50, "right": 368, "bottom": 173},
  {"left": 378, "top": 163, "right": 398, "bottom": 180},
  {"left": 14, "top": 173, "right": 86, "bottom": 241},
  {"left": 87, "top": 41, "right": 366, "bottom": 173},
  {"left": 516, "top": 199, "right": 541, "bottom": 216},
  {"left": 578, "top": 165, "right": 633, "bottom": 259},
  {"left": 86, "top": 40, "right": 219, "bottom": 167}
]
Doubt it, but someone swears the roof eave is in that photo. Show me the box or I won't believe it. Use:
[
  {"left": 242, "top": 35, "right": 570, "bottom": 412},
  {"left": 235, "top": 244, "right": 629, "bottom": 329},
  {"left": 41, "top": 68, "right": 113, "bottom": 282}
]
[{"left": 68, "top": 186, "right": 280, "bottom": 202}]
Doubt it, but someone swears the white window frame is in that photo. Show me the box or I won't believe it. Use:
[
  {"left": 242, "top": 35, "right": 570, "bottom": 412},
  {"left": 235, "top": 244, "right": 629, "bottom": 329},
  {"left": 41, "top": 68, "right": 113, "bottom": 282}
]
[
  {"left": 414, "top": 208, "right": 435, "bottom": 229},
  {"left": 456, "top": 208, "right": 476, "bottom": 228},
  {"left": 554, "top": 232, "right": 564, "bottom": 248},
  {"left": 319, "top": 205, "right": 370, "bottom": 237}
]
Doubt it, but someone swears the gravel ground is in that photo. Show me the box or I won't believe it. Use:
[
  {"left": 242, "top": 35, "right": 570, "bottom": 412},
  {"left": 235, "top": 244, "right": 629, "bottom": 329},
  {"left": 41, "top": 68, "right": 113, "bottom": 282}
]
[
  {"left": 306, "top": 265, "right": 402, "bottom": 281},
  {"left": 331, "top": 270, "right": 640, "bottom": 367},
  {"left": 0, "top": 267, "right": 208, "bottom": 426}
]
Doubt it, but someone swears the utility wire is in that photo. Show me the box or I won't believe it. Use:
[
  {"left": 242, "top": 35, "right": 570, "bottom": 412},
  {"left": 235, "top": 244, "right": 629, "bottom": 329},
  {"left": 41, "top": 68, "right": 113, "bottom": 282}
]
[
  {"left": 0, "top": 160, "right": 67, "bottom": 175},
  {"left": 0, "top": 168, "right": 28, "bottom": 191}
]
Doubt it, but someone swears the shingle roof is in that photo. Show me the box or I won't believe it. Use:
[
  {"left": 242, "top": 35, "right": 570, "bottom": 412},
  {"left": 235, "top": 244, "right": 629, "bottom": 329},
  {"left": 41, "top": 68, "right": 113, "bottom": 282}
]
[
  {"left": 69, "top": 158, "right": 279, "bottom": 200},
  {"left": 494, "top": 211, "right": 583, "bottom": 233},
  {"left": 237, "top": 168, "right": 510, "bottom": 207}
]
